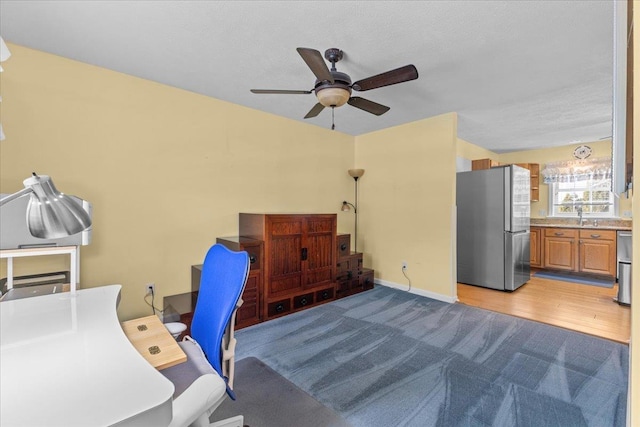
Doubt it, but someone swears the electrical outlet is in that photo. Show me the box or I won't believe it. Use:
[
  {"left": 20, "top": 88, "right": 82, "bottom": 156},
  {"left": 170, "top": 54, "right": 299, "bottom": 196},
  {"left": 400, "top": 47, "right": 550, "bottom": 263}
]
[
  {"left": 402, "top": 261, "right": 408, "bottom": 270},
  {"left": 146, "top": 283, "right": 155, "bottom": 295}
]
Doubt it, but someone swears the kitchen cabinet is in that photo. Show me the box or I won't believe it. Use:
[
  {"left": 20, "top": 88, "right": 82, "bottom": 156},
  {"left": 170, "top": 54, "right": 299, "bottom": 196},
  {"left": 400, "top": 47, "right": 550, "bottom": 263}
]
[
  {"left": 541, "top": 227, "right": 617, "bottom": 277},
  {"left": 530, "top": 227, "right": 542, "bottom": 268},
  {"left": 543, "top": 228, "right": 578, "bottom": 271},
  {"left": 471, "top": 158, "right": 500, "bottom": 170},
  {"left": 516, "top": 163, "right": 540, "bottom": 202},
  {"left": 578, "top": 229, "right": 617, "bottom": 276},
  {"left": 239, "top": 213, "right": 337, "bottom": 320}
]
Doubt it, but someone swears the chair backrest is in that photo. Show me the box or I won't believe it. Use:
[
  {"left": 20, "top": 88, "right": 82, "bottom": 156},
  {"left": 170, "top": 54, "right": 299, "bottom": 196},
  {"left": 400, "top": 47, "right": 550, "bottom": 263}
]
[{"left": 190, "top": 244, "right": 249, "bottom": 377}]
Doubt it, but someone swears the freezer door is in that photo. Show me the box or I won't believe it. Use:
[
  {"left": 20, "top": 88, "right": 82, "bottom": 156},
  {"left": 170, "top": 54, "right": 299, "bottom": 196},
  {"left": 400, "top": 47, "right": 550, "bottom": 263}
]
[{"left": 505, "top": 231, "right": 530, "bottom": 291}]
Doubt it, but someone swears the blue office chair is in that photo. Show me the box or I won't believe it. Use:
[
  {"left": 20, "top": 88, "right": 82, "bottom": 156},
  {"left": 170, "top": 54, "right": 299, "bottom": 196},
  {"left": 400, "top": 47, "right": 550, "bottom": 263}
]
[{"left": 163, "top": 243, "right": 250, "bottom": 427}]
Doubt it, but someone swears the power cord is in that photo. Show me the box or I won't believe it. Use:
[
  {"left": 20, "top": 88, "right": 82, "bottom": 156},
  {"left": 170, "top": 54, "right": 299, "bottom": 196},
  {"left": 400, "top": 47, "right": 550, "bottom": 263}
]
[
  {"left": 143, "top": 288, "right": 164, "bottom": 315},
  {"left": 402, "top": 265, "right": 412, "bottom": 292}
]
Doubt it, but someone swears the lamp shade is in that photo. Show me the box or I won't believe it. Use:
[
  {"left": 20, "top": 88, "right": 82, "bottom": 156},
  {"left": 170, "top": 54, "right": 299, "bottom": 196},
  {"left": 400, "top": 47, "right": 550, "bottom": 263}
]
[
  {"left": 23, "top": 175, "right": 92, "bottom": 239},
  {"left": 317, "top": 87, "right": 351, "bottom": 107},
  {"left": 348, "top": 169, "right": 365, "bottom": 179}
]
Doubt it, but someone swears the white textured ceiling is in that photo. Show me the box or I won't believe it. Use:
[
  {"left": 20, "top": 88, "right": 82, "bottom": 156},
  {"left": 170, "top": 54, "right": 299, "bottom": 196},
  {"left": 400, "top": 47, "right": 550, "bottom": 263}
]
[{"left": 0, "top": 1, "right": 614, "bottom": 153}]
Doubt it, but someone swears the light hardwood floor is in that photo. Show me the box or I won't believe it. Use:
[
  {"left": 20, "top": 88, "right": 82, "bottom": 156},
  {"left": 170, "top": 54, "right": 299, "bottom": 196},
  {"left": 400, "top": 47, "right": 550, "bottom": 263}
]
[{"left": 457, "top": 275, "right": 631, "bottom": 344}]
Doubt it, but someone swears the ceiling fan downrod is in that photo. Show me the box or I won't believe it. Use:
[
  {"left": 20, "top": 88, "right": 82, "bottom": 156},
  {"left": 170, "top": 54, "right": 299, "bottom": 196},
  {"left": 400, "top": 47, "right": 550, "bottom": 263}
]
[{"left": 324, "top": 48, "right": 343, "bottom": 72}]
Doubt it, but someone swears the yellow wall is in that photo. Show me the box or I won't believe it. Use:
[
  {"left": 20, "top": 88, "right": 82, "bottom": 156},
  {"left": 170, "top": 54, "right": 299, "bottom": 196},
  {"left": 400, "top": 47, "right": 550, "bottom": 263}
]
[
  {"left": 0, "top": 44, "right": 355, "bottom": 320},
  {"left": 355, "top": 114, "right": 458, "bottom": 300}
]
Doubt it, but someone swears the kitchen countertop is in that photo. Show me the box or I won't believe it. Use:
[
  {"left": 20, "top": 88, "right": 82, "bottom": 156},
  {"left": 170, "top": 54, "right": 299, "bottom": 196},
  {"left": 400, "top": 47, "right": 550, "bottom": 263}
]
[{"left": 530, "top": 218, "right": 632, "bottom": 231}]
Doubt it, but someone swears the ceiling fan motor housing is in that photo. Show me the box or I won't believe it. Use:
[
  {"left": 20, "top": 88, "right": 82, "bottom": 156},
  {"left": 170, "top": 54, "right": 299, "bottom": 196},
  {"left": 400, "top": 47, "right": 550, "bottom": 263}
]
[{"left": 315, "top": 71, "right": 352, "bottom": 107}]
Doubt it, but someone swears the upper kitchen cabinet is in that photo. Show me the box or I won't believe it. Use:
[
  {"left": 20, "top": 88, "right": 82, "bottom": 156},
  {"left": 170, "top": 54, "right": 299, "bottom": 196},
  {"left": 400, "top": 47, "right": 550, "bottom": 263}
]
[
  {"left": 516, "top": 163, "right": 540, "bottom": 202},
  {"left": 471, "top": 159, "right": 500, "bottom": 170}
]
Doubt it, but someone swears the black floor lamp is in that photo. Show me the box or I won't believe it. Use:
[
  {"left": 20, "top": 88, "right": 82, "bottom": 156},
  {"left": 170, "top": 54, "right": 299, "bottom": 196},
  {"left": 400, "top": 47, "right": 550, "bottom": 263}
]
[{"left": 341, "top": 168, "right": 364, "bottom": 252}]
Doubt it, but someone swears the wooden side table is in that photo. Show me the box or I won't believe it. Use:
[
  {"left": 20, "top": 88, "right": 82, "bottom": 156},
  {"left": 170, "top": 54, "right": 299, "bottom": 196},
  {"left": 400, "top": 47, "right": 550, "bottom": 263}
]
[{"left": 121, "top": 315, "right": 187, "bottom": 370}]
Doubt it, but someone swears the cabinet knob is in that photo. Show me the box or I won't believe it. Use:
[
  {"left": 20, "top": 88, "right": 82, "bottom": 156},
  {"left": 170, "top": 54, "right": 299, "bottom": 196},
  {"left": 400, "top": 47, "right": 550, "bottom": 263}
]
[
  {"left": 340, "top": 243, "right": 347, "bottom": 251},
  {"left": 321, "top": 291, "right": 329, "bottom": 300},
  {"left": 275, "top": 303, "right": 284, "bottom": 313},
  {"left": 300, "top": 297, "right": 308, "bottom": 306},
  {"left": 249, "top": 255, "right": 256, "bottom": 264}
]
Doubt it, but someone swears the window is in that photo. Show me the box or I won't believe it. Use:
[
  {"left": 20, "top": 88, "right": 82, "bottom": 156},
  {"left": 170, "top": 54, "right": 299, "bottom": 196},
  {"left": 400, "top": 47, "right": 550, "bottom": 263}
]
[{"left": 549, "top": 178, "right": 616, "bottom": 217}]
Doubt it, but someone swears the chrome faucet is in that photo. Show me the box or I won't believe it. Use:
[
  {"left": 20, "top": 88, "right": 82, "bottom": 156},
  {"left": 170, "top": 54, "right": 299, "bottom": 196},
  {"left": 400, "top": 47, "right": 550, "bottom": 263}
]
[{"left": 576, "top": 205, "right": 584, "bottom": 226}]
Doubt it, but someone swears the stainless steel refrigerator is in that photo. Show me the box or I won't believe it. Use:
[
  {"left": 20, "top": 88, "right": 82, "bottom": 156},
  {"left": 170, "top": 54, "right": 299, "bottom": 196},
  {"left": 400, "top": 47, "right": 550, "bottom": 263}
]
[{"left": 457, "top": 165, "right": 531, "bottom": 291}]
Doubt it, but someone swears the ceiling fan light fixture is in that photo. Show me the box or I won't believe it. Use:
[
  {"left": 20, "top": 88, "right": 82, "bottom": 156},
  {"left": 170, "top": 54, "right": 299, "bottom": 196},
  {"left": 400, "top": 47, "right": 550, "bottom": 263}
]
[{"left": 316, "top": 87, "right": 351, "bottom": 108}]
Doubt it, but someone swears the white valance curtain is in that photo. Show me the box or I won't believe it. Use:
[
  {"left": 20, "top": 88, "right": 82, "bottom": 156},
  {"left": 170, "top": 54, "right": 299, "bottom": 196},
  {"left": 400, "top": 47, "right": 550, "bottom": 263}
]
[{"left": 541, "top": 157, "right": 612, "bottom": 184}]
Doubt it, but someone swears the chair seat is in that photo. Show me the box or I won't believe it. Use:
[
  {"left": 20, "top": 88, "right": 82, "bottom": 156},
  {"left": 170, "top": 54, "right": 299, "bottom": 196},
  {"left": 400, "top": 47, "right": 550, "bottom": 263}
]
[{"left": 162, "top": 339, "right": 222, "bottom": 399}]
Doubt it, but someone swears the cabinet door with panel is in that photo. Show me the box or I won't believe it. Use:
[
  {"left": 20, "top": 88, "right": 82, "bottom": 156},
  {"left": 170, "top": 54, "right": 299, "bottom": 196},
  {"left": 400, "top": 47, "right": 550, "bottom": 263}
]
[
  {"left": 239, "top": 213, "right": 337, "bottom": 319},
  {"left": 530, "top": 227, "right": 542, "bottom": 268},
  {"left": 304, "top": 216, "right": 335, "bottom": 288},
  {"left": 579, "top": 229, "right": 617, "bottom": 276},
  {"left": 543, "top": 228, "right": 578, "bottom": 271}
]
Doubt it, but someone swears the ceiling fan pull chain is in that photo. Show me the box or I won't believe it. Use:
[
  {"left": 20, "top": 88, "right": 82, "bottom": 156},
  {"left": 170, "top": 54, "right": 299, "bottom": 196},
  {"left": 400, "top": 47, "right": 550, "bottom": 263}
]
[{"left": 331, "top": 107, "right": 335, "bottom": 130}]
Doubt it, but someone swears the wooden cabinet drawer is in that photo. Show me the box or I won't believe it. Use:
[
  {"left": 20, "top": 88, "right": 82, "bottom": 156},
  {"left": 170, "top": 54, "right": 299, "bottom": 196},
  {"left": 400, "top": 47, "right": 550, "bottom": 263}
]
[
  {"left": 337, "top": 234, "right": 350, "bottom": 258},
  {"left": 336, "top": 252, "right": 363, "bottom": 280},
  {"left": 315, "top": 287, "right": 334, "bottom": 302},
  {"left": 544, "top": 228, "right": 578, "bottom": 238},
  {"left": 216, "top": 237, "right": 263, "bottom": 271},
  {"left": 579, "top": 229, "right": 616, "bottom": 240},
  {"left": 293, "top": 293, "right": 314, "bottom": 309},
  {"left": 267, "top": 299, "right": 291, "bottom": 317},
  {"left": 360, "top": 268, "right": 374, "bottom": 290}
]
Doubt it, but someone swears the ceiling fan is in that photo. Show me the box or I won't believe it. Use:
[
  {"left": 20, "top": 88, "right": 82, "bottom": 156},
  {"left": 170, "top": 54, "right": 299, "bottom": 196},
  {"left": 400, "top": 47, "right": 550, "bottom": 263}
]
[{"left": 250, "top": 48, "right": 419, "bottom": 129}]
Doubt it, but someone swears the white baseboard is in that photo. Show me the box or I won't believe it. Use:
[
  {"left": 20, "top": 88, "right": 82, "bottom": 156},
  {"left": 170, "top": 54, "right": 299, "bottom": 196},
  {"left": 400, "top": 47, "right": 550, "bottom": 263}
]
[{"left": 375, "top": 279, "right": 458, "bottom": 304}]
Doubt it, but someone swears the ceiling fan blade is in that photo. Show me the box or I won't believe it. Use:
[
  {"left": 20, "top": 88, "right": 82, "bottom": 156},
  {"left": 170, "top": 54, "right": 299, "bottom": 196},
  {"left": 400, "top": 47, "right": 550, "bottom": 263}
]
[
  {"left": 297, "top": 48, "right": 334, "bottom": 84},
  {"left": 347, "top": 97, "right": 390, "bottom": 116},
  {"left": 250, "top": 89, "right": 312, "bottom": 94},
  {"left": 352, "top": 64, "right": 418, "bottom": 91},
  {"left": 304, "top": 102, "right": 325, "bottom": 119}
]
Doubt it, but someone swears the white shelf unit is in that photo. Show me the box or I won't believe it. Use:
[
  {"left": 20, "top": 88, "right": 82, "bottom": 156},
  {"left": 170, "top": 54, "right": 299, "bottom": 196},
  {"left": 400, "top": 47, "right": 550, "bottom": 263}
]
[{"left": 0, "top": 245, "right": 80, "bottom": 293}]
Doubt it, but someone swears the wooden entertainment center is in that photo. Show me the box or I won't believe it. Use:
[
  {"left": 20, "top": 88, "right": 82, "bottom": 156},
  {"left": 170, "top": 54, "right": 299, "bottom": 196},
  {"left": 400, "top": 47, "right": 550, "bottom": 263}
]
[{"left": 165, "top": 213, "right": 374, "bottom": 333}]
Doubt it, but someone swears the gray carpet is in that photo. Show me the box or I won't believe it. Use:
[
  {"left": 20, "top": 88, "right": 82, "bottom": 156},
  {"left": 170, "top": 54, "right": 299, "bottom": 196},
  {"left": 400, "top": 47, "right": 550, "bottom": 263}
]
[
  {"left": 233, "top": 285, "right": 628, "bottom": 427},
  {"left": 211, "top": 357, "right": 350, "bottom": 427}
]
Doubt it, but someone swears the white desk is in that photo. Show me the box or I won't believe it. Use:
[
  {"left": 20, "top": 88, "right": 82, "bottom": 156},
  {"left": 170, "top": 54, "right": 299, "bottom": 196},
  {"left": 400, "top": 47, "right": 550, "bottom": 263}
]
[{"left": 0, "top": 285, "right": 175, "bottom": 426}]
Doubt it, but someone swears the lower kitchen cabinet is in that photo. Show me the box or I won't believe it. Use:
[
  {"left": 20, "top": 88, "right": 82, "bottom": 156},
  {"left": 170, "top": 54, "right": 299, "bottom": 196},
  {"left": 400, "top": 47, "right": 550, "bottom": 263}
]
[
  {"left": 543, "top": 228, "right": 578, "bottom": 271},
  {"left": 530, "top": 227, "right": 542, "bottom": 268},
  {"left": 579, "top": 229, "right": 617, "bottom": 276},
  {"left": 540, "top": 227, "right": 617, "bottom": 277}
]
